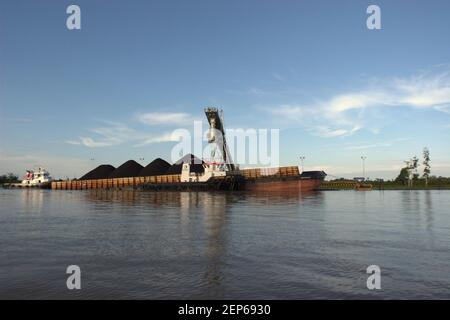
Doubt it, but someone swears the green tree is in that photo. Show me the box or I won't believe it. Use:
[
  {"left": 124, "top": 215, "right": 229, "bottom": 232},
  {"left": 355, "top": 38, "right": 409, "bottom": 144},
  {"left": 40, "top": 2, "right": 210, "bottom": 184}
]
[
  {"left": 410, "top": 156, "right": 419, "bottom": 187},
  {"left": 411, "top": 156, "right": 419, "bottom": 171},
  {"left": 0, "top": 173, "right": 19, "bottom": 184},
  {"left": 422, "top": 147, "right": 431, "bottom": 187},
  {"left": 395, "top": 167, "right": 409, "bottom": 185},
  {"left": 400, "top": 156, "right": 419, "bottom": 187}
]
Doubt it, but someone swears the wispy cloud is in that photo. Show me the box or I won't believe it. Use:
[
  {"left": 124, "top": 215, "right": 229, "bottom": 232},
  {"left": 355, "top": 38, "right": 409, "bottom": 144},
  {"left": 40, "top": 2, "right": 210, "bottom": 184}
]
[
  {"left": 65, "top": 110, "right": 197, "bottom": 148},
  {"left": 71, "top": 121, "right": 135, "bottom": 147},
  {"left": 226, "top": 87, "right": 271, "bottom": 98},
  {"left": 269, "top": 69, "right": 450, "bottom": 137},
  {"left": 272, "top": 73, "right": 285, "bottom": 82},
  {"left": 313, "top": 125, "right": 361, "bottom": 138},
  {"left": 66, "top": 120, "right": 180, "bottom": 148},
  {"left": 133, "top": 133, "right": 179, "bottom": 147},
  {"left": 65, "top": 140, "right": 82, "bottom": 145},
  {"left": 136, "top": 112, "right": 194, "bottom": 126},
  {"left": 433, "top": 105, "right": 450, "bottom": 114},
  {"left": 343, "top": 138, "right": 409, "bottom": 151},
  {"left": 345, "top": 142, "right": 392, "bottom": 150}
]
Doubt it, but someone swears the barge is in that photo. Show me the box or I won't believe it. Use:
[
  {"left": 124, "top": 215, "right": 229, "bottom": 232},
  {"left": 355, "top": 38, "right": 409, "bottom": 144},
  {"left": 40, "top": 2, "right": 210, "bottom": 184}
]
[{"left": 51, "top": 166, "right": 326, "bottom": 191}]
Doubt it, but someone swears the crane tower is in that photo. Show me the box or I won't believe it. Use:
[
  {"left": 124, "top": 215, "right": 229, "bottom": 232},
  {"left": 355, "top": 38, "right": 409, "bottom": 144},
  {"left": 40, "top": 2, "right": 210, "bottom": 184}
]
[{"left": 204, "top": 107, "right": 235, "bottom": 171}]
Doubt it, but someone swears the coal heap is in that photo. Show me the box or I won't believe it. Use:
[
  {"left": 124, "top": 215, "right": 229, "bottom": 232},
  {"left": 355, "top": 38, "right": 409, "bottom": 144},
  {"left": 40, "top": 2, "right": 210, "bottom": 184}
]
[
  {"left": 79, "top": 164, "right": 116, "bottom": 180},
  {"left": 166, "top": 154, "right": 205, "bottom": 174},
  {"left": 139, "top": 158, "right": 171, "bottom": 177},
  {"left": 108, "top": 160, "right": 144, "bottom": 178}
]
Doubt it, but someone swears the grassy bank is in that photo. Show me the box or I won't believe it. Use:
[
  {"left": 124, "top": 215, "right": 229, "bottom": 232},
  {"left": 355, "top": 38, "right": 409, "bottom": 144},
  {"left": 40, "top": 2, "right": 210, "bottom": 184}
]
[
  {"left": 368, "top": 181, "right": 450, "bottom": 190},
  {"left": 321, "top": 178, "right": 450, "bottom": 190}
]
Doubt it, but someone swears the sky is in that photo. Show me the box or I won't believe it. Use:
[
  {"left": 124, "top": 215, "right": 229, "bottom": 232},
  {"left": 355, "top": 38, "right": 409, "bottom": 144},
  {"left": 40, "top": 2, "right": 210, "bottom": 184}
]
[{"left": 1, "top": 0, "right": 450, "bottom": 179}]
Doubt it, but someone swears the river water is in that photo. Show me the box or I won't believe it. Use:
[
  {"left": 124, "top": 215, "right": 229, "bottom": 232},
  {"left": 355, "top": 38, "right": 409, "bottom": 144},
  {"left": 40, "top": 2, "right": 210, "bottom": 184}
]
[{"left": 0, "top": 189, "right": 449, "bottom": 299}]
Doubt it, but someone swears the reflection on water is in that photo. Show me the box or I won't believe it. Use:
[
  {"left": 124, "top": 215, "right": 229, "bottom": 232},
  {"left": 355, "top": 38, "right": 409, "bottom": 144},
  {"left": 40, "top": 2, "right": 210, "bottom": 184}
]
[
  {"left": 0, "top": 189, "right": 449, "bottom": 299},
  {"left": 424, "top": 191, "right": 434, "bottom": 232},
  {"left": 81, "top": 188, "right": 321, "bottom": 207},
  {"left": 20, "top": 189, "right": 44, "bottom": 213}
]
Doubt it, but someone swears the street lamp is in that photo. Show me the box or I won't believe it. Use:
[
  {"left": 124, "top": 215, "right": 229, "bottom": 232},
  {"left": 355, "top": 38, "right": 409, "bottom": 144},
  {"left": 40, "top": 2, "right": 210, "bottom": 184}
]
[
  {"left": 299, "top": 156, "right": 305, "bottom": 173},
  {"left": 361, "top": 156, "right": 367, "bottom": 181}
]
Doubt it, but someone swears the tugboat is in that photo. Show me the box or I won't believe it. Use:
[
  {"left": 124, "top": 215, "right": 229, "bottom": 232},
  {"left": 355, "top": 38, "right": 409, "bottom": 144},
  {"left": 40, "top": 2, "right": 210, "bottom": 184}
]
[{"left": 19, "top": 167, "right": 52, "bottom": 188}]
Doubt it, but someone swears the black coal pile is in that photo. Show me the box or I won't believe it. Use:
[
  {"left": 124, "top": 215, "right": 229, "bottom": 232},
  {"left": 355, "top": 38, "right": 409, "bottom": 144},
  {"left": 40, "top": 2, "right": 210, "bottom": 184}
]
[
  {"left": 79, "top": 164, "right": 116, "bottom": 180},
  {"left": 108, "top": 160, "right": 144, "bottom": 178},
  {"left": 139, "top": 158, "right": 171, "bottom": 176},
  {"left": 166, "top": 154, "right": 204, "bottom": 174}
]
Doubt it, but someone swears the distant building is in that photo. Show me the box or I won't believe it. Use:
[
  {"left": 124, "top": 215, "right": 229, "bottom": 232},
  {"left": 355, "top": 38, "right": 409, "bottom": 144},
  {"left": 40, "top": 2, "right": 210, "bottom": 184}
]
[{"left": 353, "top": 177, "right": 365, "bottom": 182}]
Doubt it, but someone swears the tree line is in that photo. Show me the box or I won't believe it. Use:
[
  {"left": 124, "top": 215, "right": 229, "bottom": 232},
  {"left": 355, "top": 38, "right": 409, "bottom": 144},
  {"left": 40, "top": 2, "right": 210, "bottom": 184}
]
[
  {"left": 395, "top": 147, "right": 435, "bottom": 187},
  {"left": 0, "top": 173, "right": 20, "bottom": 185}
]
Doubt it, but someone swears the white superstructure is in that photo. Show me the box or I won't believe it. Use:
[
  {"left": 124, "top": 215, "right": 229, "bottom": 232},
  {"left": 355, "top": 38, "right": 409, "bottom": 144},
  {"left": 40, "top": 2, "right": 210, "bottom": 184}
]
[
  {"left": 21, "top": 167, "right": 52, "bottom": 187},
  {"left": 180, "top": 161, "right": 227, "bottom": 183}
]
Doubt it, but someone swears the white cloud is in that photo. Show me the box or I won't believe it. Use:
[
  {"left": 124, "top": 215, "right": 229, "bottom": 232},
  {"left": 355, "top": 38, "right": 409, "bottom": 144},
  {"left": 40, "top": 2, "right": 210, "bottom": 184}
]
[
  {"left": 66, "top": 112, "right": 198, "bottom": 148},
  {"left": 312, "top": 126, "right": 361, "bottom": 138},
  {"left": 394, "top": 72, "right": 450, "bottom": 108},
  {"left": 137, "top": 112, "right": 193, "bottom": 126},
  {"left": 67, "top": 122, "right": 133, "bottom": 148},
  {"left": 269, "top": 70, "right": 450, "bottom": 138},
  {"left": 79, "top": 137, "right": 120, "bottom": 148},
  {"left": 327, "top": 93, "right": 381, "bottom": 114},
  {"left": 133, "top": 133, "right": 180, "bottom": 147}
]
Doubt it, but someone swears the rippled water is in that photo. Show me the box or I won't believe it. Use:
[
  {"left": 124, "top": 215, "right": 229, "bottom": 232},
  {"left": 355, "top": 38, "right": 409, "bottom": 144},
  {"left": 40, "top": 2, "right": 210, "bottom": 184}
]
[{"left": 0, "top": 189, "right": 449, "bottom": 299}]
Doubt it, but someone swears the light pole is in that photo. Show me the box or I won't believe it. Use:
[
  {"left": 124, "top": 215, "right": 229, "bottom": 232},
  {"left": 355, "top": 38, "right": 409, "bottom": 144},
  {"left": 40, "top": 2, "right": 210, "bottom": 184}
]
[
  {"left": 361, "top": 156, "right": 367, "bottom": 181},
  {"left": 299, "top": 156, "right": 305, "bottom": 173}
]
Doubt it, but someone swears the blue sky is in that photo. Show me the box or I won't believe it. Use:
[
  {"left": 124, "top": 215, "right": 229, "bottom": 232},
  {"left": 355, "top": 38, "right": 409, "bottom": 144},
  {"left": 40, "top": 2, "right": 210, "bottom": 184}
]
[{"left": 1, "top": 0, "right": 450, "bottom": 179}]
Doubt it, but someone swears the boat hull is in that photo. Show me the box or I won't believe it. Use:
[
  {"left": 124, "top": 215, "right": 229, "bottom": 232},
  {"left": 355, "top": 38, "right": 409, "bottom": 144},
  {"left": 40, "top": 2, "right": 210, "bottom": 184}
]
[
  {"left": 3, "top": 182, "right": 51, "bottom": 189},
  {"left": 141, "top": 175, "right": 245, "bottom": 191}
]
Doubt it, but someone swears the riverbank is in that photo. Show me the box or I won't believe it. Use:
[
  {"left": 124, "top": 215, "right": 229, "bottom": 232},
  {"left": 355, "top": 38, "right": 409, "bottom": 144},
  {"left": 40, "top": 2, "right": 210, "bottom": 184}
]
[
  {"left": 320, "top": 180, "right": 450, "bottom": 191},
  {"left": 369, "top": 184, "right": 450, "bottom": 190}
]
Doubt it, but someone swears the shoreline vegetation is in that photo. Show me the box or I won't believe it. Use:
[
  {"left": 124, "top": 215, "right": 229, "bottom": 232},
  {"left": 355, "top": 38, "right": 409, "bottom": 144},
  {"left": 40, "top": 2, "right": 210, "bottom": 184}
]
[
  {"left": 3, "top": 175, "right": 450, "bottom": 190},
  {"left": 370, "top": 179, "right": 450, "bottom": 190},
  {"left": 324, "top": 147, "right": 450, "bottom": 190},
  {"left": 0, "top": 173, "right": 20, "bottom": 186},
  {"left": 324, "top": 178, "right": 450, "bottom": 190}
]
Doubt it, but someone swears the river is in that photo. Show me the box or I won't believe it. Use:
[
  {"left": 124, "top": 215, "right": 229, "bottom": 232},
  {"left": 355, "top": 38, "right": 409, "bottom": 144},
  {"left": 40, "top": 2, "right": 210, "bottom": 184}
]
[{"left": 0, "top": 189, "right": 449, "bottom": 299}]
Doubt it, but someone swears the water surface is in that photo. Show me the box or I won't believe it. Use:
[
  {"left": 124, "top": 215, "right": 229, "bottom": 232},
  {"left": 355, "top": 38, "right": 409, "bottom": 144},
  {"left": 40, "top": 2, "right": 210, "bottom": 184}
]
[{"left": 1, "top": 189, "right": 449, "bottom": 299}]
